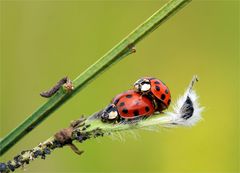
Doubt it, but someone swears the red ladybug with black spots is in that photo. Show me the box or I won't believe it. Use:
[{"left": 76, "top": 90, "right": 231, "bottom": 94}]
[
  {"left": 134, "top": 77, "right": 171, "bottom": 112},
  {"left": 101, "top": 90, "right": 156, "bottom": 123},
  {"left": 101, "top": 77, "right": 171, "bottom": 123}
]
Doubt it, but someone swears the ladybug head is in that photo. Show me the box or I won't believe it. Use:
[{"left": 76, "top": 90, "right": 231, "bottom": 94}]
[
  {"left": 134, "top": 78, "right": 151, "bottom": 93},
  {"left": 101, "top": 104, "right": 119, "bottom": 123}
]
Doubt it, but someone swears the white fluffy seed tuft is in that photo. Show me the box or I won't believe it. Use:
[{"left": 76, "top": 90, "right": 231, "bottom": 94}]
[
  {"left": 163, "top": 76, "right": 204, "bottom": 127},
  {"left": 165, "top": 89, "right": 204, "bottom": 127}
]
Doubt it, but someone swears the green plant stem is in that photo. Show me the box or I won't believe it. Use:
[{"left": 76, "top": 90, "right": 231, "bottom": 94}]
[{"left": 0, "top": 0, "right": 191, "bottom": 156}]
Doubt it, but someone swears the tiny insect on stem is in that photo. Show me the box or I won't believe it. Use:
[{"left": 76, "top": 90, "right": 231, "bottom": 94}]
[{"left": 40, "top": 77, "right": 73, "bottom": 98}]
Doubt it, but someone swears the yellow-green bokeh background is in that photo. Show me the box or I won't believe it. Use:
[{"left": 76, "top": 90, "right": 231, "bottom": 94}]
[{"left": 0, "top": 1, "right": 239, "bottom": 173}]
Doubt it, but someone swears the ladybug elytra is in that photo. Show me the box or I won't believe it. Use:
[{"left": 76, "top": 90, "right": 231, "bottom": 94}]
[{"left": 101, "top": 90, "right": 155, "bottom": 123}]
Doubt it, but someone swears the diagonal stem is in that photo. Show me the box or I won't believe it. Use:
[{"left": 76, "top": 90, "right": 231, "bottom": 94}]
[{"left": 0, "top": 0, "right": 191, "bottom": 156}]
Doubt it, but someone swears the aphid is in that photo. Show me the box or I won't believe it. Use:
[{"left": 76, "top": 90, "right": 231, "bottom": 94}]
[
  {"left": 101, "top": 90, "right": 155, "bottom": 123},
  {"left": 43, "top": 148, "right": 51, "bottom": 155},
  {"left": 13, "top": 155, "right": 21, "bottom": 162},
  {"left": 0, "top": 163, "right": 7, "bottom": 172},
  {"left": 33, "top": 150, "right": 42, "bottom": 158},
  {"left": 134, "top": 77, "right": 171, "bottom": 111},
  {"left": 7, "top": 161, "right": 15, "bottom": 171}
]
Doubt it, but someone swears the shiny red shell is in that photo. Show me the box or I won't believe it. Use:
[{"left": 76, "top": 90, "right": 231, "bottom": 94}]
[
  {"left": 146, "top": 77, "right": 171, "bottom": 108},
  {"left": 111, "top": 90, "right": 155, "bottom": 119}
]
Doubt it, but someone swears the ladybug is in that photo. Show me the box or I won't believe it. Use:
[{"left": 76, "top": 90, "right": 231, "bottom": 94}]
[
  {"left": 134, "top": 77, "right": 171, "bottom": 111},
  {"left": 101, "top": 90, "right": 155, "bottom": 123}
]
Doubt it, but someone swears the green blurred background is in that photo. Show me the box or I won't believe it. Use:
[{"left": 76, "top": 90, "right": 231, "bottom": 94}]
[{"left": 0, "top": 1, "right": 239, "bottom": 173}]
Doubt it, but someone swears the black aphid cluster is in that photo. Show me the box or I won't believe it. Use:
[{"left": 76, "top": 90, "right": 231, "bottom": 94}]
[
  {"left": 0, "top": 151, "right": 31, "bottom": 173},
  {"left": 0, "top": 163, "right": 8, "bottom": 173},
  {"left": 75, "top": 131, "right": 91, "bottom": 143},
  {"left": 0, "top": 145, "right": 55, "bottom": 173},
  {"left": 74, "top": 127, "right": 104, "bottom": 143},
  {"left": 0, "top": 124, "right": 104, "bottom": 173},
  {"left": 33, "top": 147, "right": 51, "bottom": 160}
]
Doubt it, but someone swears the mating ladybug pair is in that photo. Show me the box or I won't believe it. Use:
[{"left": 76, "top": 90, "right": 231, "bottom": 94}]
[{"left": 101, "top": 77, "right": 171, "bottom": 123}]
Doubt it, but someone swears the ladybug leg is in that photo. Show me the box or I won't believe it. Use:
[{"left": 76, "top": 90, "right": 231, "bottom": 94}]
[
  {"left": 101, "top": 104, "right": 120, "bottom": 123},
  {"left": 40, "top": 76, "right": 74, "bottom": 98},
  {"left": 122, "top": 117, "right": 141, "bottom": 125}
]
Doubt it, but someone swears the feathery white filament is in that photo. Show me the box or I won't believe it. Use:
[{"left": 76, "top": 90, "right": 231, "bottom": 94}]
[
  {"left": 164, "top": 75, "right": 203, "bottom": 127},
  {"left": 164, "top": 89, "right": 203, "bottom": 127}
]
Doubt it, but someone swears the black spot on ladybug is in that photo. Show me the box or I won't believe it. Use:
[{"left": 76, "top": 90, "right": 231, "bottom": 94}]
[
  {"left": 113, "top": 98, "right": 119, "bottom": 105},
  {"left": 165, "top": 89, "right": 169, "bottom": 94},
  {"left": 122, "top": 108, "right": 128, "bottom": 114},
  {"left": 119, "top": 102, "right": 125, "bottom": 107},
  {"left": 154, "top": 81, "right": 160, "bottom": 84},
  {"left": 126, "top": 94, "right": 132, "bottom": 98},
  {"left": 145, "top": 106, "right": 150, "bottom": 112},
  {"left": 155, "top": 86, "right": 160, "bottom": 91},
  {"left": 168, "top": 99, "right": 171, "bottom": 105},
  {"left": 161, "top": 94, "right": 166, "bottom": 100},
  {"left": 133, "top": 110, "right": 139, "bottom": 116}
]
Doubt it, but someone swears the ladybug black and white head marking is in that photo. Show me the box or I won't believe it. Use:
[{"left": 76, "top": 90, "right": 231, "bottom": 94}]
[
  {"left": 101, "top": 104, "right": 119, "bottom": 122},
  {"left": 134, "top": 78, "right": 151, "bottom": 93}
]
